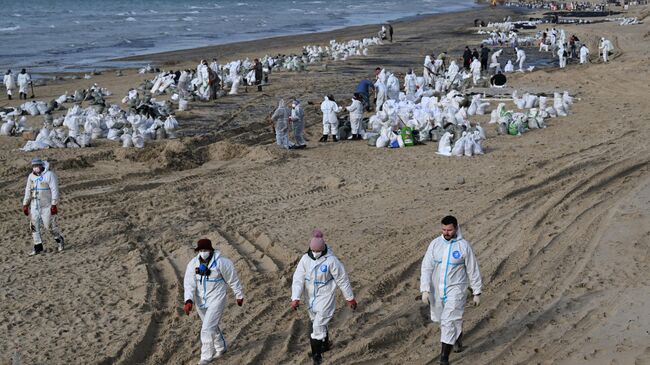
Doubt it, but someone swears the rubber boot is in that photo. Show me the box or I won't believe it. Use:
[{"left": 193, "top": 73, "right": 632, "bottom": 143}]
[
  {"left": 55, "top": 236, "right": 65, "bottom": 252},
  {"left": 323, "top": 332, "right": 330, "bottom": 352},
  {"left": 319, "top": 135, "right": 328, "bottom": 142},
  {"left": 310, "top": 338, "right": 323, "bottom": 365},
  {"left": 454, "top": 333, "right": 464, "bottom": 353},
  {"left": 332, "top": 135, "right": 338, "bottom": 142},
  {"left": 29, "top": 243, "right": 44, "bottom": 256},
  {"left": 440, "top": 342, "right": 453, "bottom": 365},
  {"left": 8, "top": 95, "right": 11, "bottom": 100}
]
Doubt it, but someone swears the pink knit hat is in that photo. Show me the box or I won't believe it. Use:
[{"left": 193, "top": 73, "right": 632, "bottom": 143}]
[{"left": 309, "top": 229, "right": 326, "bottom": 251}]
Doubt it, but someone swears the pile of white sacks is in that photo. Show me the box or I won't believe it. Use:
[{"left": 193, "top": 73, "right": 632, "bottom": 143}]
[
  {"left": 487, "top": 90, "right": 573, "bottom": 136},
  {"left": 175, "top": 36, "right": 385, "bottom": 100},
  {"left": 363, "top": 70, "right": 573, "bottom": 157},
  {"left": 8, "top": 88, "right": 180, "bottom": 152}
]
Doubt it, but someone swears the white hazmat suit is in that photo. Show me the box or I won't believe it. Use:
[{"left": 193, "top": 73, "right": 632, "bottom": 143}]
[
  {"left": 320, "top": 96, "right": 341, "bottom": 138},
  {"left": 22, "top": 160, "right": 65, "bottom": 253},
  {"left": 17, "top": 71, "right": 31, "bottom": 96},
  {"left": 271, "top": 99, "right": 291, "bottom": 149},
  {"left": 291, "top": 246, "right": 355, "bottom": 341},
  {"left": 579, "top": 45, "right": 590, "bottom": 64},
  {"left": 290, "top": 101, "right": 306, "bottom": 147},
  {"left": 515, "top": 48, "right": 526, "bottom": 72},
  {"left": 346, "top": 98, "right": 364, "bottom": 135},
  {"left": 420, "top": 230, "right": 482, "bottom": 345},
  {"left": 3, "top": 72, "right": 15, "bottom": 98},
  {"left": 184, "top": 250, "right": 244, "bottom": 364}
]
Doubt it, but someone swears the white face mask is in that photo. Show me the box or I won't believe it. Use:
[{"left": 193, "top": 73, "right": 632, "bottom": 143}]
[
  {"left": 312, "top": 251, "right": 322, "bottom": 259},
  {"left": 199, "top": 251, "right": 211, "bottom": 260}
]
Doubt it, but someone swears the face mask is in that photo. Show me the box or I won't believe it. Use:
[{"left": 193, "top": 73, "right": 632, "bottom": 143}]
[
  {"left": 199, "top": 251, "right": 211, "bottom": 260},
  {"left": 312, "top": 251, "right": 322, "bottom": 259}
]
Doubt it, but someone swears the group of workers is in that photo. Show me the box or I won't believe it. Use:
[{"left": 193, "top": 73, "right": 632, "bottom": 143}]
[
  {"left": 3, "top": 69, "right": 32, "bottom": 100},
  {"left": 183, "top": 216, "right": 481, "bottom": 365},
  {"left": 19, "top": 157, "right": 481, "bottom": 365}
]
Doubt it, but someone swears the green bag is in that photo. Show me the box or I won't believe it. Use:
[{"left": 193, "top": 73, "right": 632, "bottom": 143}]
[
  {"left": 508, "top": 122, "right": 519, "bottom": 135},
  {"left": 400, "top": 127, "right": 415, "bottom": 146}
]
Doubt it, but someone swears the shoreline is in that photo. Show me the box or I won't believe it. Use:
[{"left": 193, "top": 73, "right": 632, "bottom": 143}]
[{"left": 114, "top": 5, "right": 501, "bottom": 67}]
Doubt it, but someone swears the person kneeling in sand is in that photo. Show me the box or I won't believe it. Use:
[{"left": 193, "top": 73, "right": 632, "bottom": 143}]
[
  {"left": 183, "top": 238, "right": 245, "bottom": 365},
  {"left": 291, "top": 229, "right": 357, "bottom": 365},
  {"left": 420, "top": 216, "right": 482, "bottom": 365}
]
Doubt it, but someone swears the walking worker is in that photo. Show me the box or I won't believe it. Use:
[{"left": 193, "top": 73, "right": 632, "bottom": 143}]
[
  {"left": 183, "top": 238, "right": 245, "bottom": 365},
  {"left": 291, "top": 229, "right": 357, "bottom": 365},
  {"left": 420, "top": 216, "right": 482, "bottom": 365},
  {"left": 22, "top": 158, "right": 65, "bottom": 256}
]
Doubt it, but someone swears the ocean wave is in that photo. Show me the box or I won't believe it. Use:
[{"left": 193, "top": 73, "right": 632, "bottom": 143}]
[
  {"left": 125, "top": 17, "right": 137, "bottom": 22},
  {"left": 0, "top": 26, "right": 20, "bottom": 32},
  {"left": 182, "top": 16, "right": 194, "bottom": 21}
]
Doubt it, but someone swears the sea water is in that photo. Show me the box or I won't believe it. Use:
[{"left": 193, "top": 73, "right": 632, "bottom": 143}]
[{"left": 0, "top": 0, "right": 478, "bottom": 74}]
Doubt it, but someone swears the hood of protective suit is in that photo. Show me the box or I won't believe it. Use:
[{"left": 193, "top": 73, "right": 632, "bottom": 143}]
[
  {"left": 440, "top": 224, "right": 463, "bottom": 242},
  {"left": 278, "top": 99, "right": 286, "bottom": 108},
  {"left": 307, "top": 245, "right": 330, "bottom": 260}
]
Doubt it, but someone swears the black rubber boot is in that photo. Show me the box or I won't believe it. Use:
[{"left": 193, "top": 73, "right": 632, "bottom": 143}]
[
  {"left": 319, "top": 135, "right": 328, "bottom": 142},
  {"left": 55, "top": 236, "right": 65, "bottom": 252},
  {"left": 29, "top": 243, "right": 44, "bottom": 256},
  {"left": 310, "top": 338, "right": 323, "bottom": 365},
  {"left": 8, "top": 95, "right": 11, "bottom": 100},
  {"left": 332, "top": 135, "right": 338, "bottom": 142},
  {"left": 323, "top": 332, "right": 330, "bottom": 352},
  {"left": 440, "top": 342, "right": 453, "bottom": 365},
  {"left": 454, "top": 333, "right": 464, "bottom": 353}
]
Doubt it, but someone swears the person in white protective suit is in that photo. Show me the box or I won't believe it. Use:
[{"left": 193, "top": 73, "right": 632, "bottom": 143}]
[
  {"left": 599, "top": 37, "right": 613, "bottom": 63},
  {"left": 320, "top": 95, "right": 341, "bottom": 142},
  {"left": 504, "top": 60, "right": 514, "bottom": 73},
  {"left": 374, "top": 78, "right": 387, "bottom": 112},
  {"left": 469, "top": 57, "right": 482, "bottom": 85},
  {"left": 17, "top": 68, "right": 31, "bottom": 100},
  {"left": 579, "top": 44, "right": 590, "bottom": 64},
  {"left": 22, "top": 158, "right": 65, "bottom": 256},
  {"left": 271, "top": 99, "right": 292, "bottom": 149},
  {"left": 3, "top": 70, "right": 16, "bottom": 100},
  {"left": 183, "top": 238, "right": 244, "bottom": 365},
  {"left": 446, "top": 60, "right": 460, "bottom": 83},
  {"left": 558, "top": 46, "right": 567, "bottom": 68},
  {"left": 420, "top": 215, "right": 482, "bottom": 365},
  {"left": 196, "top": 60, "right": 211, "bottom": 100},
  {"left": 291, "top": 229, "right": 357, "bottom": 365},
  {"left": 346, "top": 94, "right": 364, "bottom": 140},
  {"left": 489, "top": 49, "right": 503, "bottom": 73},
  {"left": 515, "top": 48, "right": 526, "bottom": 72},
  {"left": 423, "top": 55, "right": 435, "bottom": 86},
  {"left": 404, "top": 68, "right": 417, "bottom": 100},
  {"left": 290, "top": 99, "right": 307, "bottom": 149},
  {"left": 386, "top": 73, "right": 400, "bottom": 101}
]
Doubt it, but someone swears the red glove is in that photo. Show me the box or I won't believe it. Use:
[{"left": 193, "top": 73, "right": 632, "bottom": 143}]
[
  {"left": 50, "top": 205, "right": 58, "bottom": 215},
  {"left": 347, "top": 299, "right": 358, "bottom": 310},
  {"left": 183, "top": 300, "right": 193, "bottom": 315},
  {"left": 22, "top": 205, "right": 29, "bottom": 216},
  {"left": 291, "top": 300, "right": 300, "bottom": 311},
  {"left": 237, "top": 298, "right": 244, "bottom": 307}
]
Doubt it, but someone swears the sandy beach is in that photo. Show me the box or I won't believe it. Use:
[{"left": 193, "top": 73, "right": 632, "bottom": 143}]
[{"left": 1, "top": 2, "right": 650, "bottom": 365}]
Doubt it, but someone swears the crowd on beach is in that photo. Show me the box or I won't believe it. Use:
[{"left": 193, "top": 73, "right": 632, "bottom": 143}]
[
  {"left": 2, "top": 0, "right": 644, "bottom": 364},
  {"left": 1, "top": 16, "right": 615, "bottom": 155}
]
